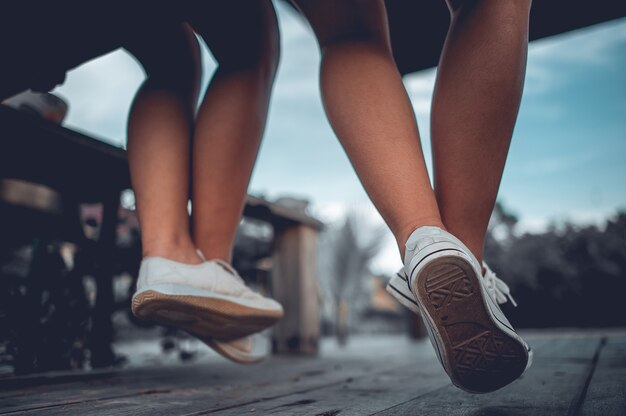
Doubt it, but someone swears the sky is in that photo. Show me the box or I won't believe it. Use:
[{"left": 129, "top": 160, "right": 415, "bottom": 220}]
[{"left": 52, "top": 4, "right": 626, "bottom": 274}]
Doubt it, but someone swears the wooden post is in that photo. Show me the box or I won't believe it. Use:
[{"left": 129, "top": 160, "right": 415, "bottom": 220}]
[
  {"left": 407, "top": 310, "right": 427, "bottom": 339},
  {"left": 89, "top": 191, "right": 119, "bottom": 367},
  {"left": 271, "top": 224, "right": 320, "bottom": 355}
]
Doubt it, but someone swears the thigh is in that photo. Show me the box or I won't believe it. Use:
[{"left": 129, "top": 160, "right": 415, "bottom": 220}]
[
  {"left": 292, "top": 0, "right": 390, "bottom": 49},
  {"left": 183, "top": 0, "right": 279, "bottom": 68},
  {"left": 123, "top": 19, "right": 200, "bottom": 82}
]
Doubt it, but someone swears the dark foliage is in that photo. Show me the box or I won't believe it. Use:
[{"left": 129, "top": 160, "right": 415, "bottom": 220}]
[{"left": 485, "top": 209, "right": 626, "bottom": 328}]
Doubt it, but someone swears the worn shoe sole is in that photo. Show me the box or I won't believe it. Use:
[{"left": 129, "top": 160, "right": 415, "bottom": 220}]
[
  {"left": 414, "top": 255, "right": 528, "bottom": 393},
  {"left": 132, "top": 290, "right": 283, "bottom": 342},
  {"left": 202, "top": 338, "right": 266, "bottom": 364}
]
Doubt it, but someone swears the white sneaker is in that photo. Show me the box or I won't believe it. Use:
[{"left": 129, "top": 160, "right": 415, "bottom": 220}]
[
  {"left": 131, "top": 256, "right": 283, "bottom": 342},
  {"left": 387, "top": 262, "right": 517, "bottom": 315},
  {"left": 387, "top": 226, "right": 531, "bottom": 393}
]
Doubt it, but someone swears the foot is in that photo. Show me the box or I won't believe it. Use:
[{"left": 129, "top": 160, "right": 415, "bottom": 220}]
[
  {"left": 387, "top": 226, "right": 531, "bottom": 393},
  {"left": 387, "top": 261, "right": 517, "bottom": 315},
  {"left": 131, "top": 256, "right": 284, "bottom": 342}
]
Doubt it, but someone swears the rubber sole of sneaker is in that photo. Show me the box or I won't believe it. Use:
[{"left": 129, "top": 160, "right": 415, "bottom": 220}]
[
  {"left": 202, "top": 338, "right": 265, "bottom": 364},
  {"left": 131, "top": 290, "right": 283, "bottom": 342},
  {"left": 413, "top": 255, "right": 528, "bottom": 393}
]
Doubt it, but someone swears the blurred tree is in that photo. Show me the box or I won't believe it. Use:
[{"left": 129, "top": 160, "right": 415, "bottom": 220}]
[
  {"left": 319, "top": 212, "right": 386, "bottom": 345},
  {"left": 485, "top": 209, "right": 626, "bottom": 328}
]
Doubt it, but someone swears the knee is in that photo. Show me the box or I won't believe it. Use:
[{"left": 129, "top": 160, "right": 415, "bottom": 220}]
[
  {"left": 144, "top": 54, "right": 200, "bottom": 93},
  {"left": 318, "top": 26, "right": 393, "bottom": 65},
  {"left": 221, "top": 38, "right": 280, "bottom": 82},
  {"left": 213, "top": 21, "right": 280, "bottom": 83},
  {"left": 446, "top": 0, "right": 532, "bottom": 19},
  {"left": 318, "top": 38, "right": 394, "bottom": 75},
  {"left": 316, "top": 13, "right": 392, "bottom": 61},
  {"left": 134, "top": 25, "right": 201, "bottom": 94}
]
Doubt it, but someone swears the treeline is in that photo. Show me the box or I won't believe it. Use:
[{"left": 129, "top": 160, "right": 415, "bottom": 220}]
[{"left": 484, "top": 210, "right": 626, "bottom": 328}]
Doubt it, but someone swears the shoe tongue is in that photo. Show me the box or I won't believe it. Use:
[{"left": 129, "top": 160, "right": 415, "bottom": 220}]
[
  {"left": 404, "top": 226, "right": 444, "bottom": 264},
  {"left": 405, "top": 226, "right": 442, "bottom": 247},
  {"left": 196, "top": 249, "right": 207, "bottom": 262},
  {"left": 212, "top": 259, "right": 245, "bottom": 284}
]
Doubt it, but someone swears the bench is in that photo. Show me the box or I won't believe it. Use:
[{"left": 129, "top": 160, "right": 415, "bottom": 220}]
[{"left": 0, "top": 105, "right": 323, "bottom": 372}]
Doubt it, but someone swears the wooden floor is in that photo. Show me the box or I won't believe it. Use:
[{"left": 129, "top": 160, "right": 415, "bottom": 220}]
[{"left": 0, "top": 330, "right": 624, "bottom": 415}]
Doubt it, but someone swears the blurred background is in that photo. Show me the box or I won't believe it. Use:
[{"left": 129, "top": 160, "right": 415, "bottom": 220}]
[
  {"left": 1, "top": 2, "right": 625, "bottom": 375},
  {"left": 51, "top": 3, "right": 626, "bottom": 269}
]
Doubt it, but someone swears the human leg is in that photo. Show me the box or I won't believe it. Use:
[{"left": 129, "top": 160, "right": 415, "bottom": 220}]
[
  {"left": 186, "top": 1, "right": 280, "bottom": 263},
  {"left": 292, "top": 0, "right": 444, "bottom": 257},
  {"left": 431, "top": 0, "right": 532, "bottom": 263},
  {"left": 290, "top": 0, "right": 531, "bottom": 391},
  {"left": 397, "top": 0, "right": 533, "bottom": 391},
  {"left": 127, "top": 12, "right": 283, "bottom": 349},
  {"left": 125, "top": 22, "right": 202, "bottom": 264}
]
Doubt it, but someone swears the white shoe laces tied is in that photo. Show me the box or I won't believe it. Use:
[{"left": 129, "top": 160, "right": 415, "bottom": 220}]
[{"left": 482, "top": 262, "right": 518, "bottom": 307}]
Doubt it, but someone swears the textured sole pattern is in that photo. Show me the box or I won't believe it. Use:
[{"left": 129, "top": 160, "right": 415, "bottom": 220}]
[
  {"left": 416, "top": 256, "right": 527, "bottom": 393},
  {"left": 132, "top": 290, "right": 282, "bottom": 342},
  {"left": 424, "top": 263, "right": 474, "bottom": 309}
]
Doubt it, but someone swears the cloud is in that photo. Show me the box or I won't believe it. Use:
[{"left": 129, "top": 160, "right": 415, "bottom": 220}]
[
  {"left": 310, "top": 201, "right": 349, "bottom": 223},
  {"left": 525, "top": 18, "right": 626, "bottom": 96},
  {"left": 518, "top": 151, "right": 601, "bottom": 176},
  {"left": 53, "top": 49, "right": 145, "bottom": 147},
  {"left": 531, "top": 17, "right": 626, "bottom": 65}
]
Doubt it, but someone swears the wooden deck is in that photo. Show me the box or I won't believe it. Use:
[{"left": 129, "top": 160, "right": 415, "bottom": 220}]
[{"left": 1, "top": 330, "right": 624, "bottom": 415}]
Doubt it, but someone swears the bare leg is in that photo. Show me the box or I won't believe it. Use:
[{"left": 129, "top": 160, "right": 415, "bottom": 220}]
[
  {"left": 293, "top": 0, "right": 444, "bottom": 257},
  {"left": 125, "top": 23, "right": 202, "bottom": 264},
  {"left": 432, "top": 0, "right": 532, "bottom": 263},
  {"left": 187, "top": 1, "right": 279, "bottom": 263}
]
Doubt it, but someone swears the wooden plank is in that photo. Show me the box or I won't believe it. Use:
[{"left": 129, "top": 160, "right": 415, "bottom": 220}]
[
  {"left": 0, "top": 337, "right": 424, "bottom": 415},
  {"left": 2, "top": 332, "right": 620, "bottom": 416},
  {"left": 0, "top": 334, "right": 545, "bottom": 414},
  {"left": 580, "top": 335, "right": 626, "bottom": 416},
  {"left": 371, "top": 335, "right": 604, "bottom": 416},
  {"left": 213, "top": 333, "right": 593, "bottom": 416},
  {"left": 6, "top": 357, "right": 409, "bottom": 414},
  {"left": 271, "top": 225, "right": 321, "bottom": 355},
  {"left": 211, "top": 355, "right": 449, "bottom": 416}
]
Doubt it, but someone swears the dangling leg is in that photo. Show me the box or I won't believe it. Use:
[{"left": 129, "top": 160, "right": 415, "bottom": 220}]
[
  {"left": 292, "top": 0, "right": 443, "bottom": 257},
  {"left": 187, "top": 1, "right": 280, "bottom": 262},
  {"left": 125, "top": 22, "right": 201, "bottom": 264},
  {"left": 431, "top": 0, "right": 532, "bottom": 263},
  {"left": 127, "top": 16, "right": 283, "bottom": 357}
]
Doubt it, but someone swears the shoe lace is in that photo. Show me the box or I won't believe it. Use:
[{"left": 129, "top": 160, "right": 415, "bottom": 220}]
[
  {"left": 212, "top": 259, "right": 246, "bottom": 285},
  {"left": 196, "top": 249, "right": 246, "bottom": 286},
  {"left": 482, "top": 262, "right": 517, "bottom": 307}
]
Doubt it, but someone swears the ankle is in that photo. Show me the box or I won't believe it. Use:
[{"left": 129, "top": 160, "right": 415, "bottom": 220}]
[
  {"left": 142, "top": 239, "right": 202, "bottom": 265},
  {"left": 396, "top": 218, "right": 446, "bottom": 258},
  {"left": 442, "top": 230, "right": 484, "bottom": 265},
  {"left": 194, "top": 247, "right": 231, "bottom": 263}
]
